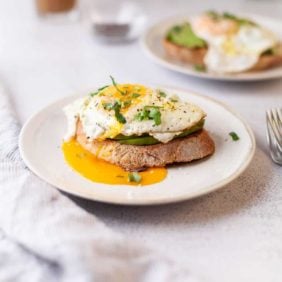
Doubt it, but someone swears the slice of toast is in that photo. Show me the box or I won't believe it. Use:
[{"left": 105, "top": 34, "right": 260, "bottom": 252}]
[
  {"left": 76, "top": 121, "right": 215, "bottom": 171},
  {"left": 251, "top": 44, "right": 282, "bottom": 71},
  {"left": 163, "top": 39, "right": 207, "bottom": 65}
]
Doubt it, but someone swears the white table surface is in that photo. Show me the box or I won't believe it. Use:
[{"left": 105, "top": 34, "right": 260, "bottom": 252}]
[{"left": 1, "top": 0, "right": 282, "bottom": 281}]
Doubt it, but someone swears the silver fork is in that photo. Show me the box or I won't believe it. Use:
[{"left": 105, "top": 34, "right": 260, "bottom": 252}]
[{"left": 266, "top": 108, "right": 282, "bottom": 165}]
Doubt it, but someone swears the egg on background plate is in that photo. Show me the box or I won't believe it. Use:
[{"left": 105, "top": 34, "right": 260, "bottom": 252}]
[{"left": 191, "top": 12, "right": 278, "bottom": 73}]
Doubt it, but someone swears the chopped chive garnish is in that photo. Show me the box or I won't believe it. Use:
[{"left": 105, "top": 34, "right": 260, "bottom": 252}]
[
  {"left": 103, "top": 101, "right": 126, "bottom": 124},
  {"left": 170, "top": 98, "right": 178, "bottom": 103},
  {"left": 128, "top": 172, "right": 142, "bottom": 183},
  {"left": 90, "top": 85, "right": 109, "bottom": 97},
  {"left": 194, "top": 64, "right": 206, "bottom": 72},
  {"left": 122, "top": 100, "right": 132, "bottom": 107},
  {"left": 132, "top": 93, "right": 141, "bottom": 98},
  {"left": 110, "top": 76, "right": 126, "bottom": 95},
  {"left": 158, "top": 91, "right": 167, "bottom": 97},
  {"left": 102, "top": 102, "right": 114, "bottom": 110},
  {"left": 98, "top": 85, "right": 109, "bottom": 91},
  {"left": 229, "top": 132, "right": 239, "bottom": 141},
  {"left": 148, "top": 107, "right": 161, "bottom": 126},
  {"left": 135, "top": 106, "right": 162, "bottom": 126},
  {"left": 113, "top": 102, "right": 126, "bottom": 124}
]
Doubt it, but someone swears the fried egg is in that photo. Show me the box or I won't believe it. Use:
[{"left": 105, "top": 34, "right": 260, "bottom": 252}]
[
  {"left": 191, "top": 14, "right": 278, "bottom": 73},
  {"left": 64, "top": 84, "right": 205, "bottom": 143}
]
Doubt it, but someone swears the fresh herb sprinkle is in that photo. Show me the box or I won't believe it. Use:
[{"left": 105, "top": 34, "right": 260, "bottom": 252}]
[
  {"left": 128, "top": 172, "right": 142, "bottom": 183},
  {"left": 229, "top": 132, "right": 240, "bottom": 141},
  {"left": 135, "top": 106, "right": 162, "bottom": 126},
  {"left": 158, "top": 91, "right": 167, "bottom": 97},
  {"left": 132, "top": 93, "right": 141, "bottom": 98},
  {"left": 122, "top": 100, "right": 132, "bottom": 107},
  {"left": 110, "top": 76, "right": 126, "bottom": 95},
  {"left": 194, "top": 64, "right": 206, "bottom": 72},
  {"left": 90, "top": 85, "right": 109, "bottom": 97},
  {"left": 102, "top": 101, "right": 126, "bottom": 124}
]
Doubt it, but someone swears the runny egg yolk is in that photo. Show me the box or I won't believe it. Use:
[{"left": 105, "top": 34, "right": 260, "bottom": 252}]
[
  {"left": 221, "top": 37, "right": 237, "bottom": 55},
  {"left": 99, "top": 83, "right": 150, "bottom": 113},
  {"left": 97, "top": 84, "right": 151, "bottom": 140},
  {"left": 62, "top": 139, "right": 167, "bottom": 186}
]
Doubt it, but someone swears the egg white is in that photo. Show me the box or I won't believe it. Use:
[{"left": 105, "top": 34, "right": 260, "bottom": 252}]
[
  {"left": 64, "top": 86, "right": 205, "bottom": 143},
  {"left": 191, "top": 16, "right": 278, "bottom": 73}
]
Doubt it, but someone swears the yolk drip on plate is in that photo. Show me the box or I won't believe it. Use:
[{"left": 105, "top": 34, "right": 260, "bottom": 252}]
[{"left": 62, "top": 140, "right": 167, "bottom": 186}]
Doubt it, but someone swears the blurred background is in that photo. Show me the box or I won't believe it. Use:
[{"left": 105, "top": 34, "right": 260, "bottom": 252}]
[{"left": 0, "top": 0, "right": 281, "bottom": 124}]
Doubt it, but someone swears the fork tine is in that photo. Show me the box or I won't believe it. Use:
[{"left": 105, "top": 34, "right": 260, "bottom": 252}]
[
  {"left": 266, "top": 114, "right": 282, "bottom": 165},
  {"left": 272, "top": 109, "right": 282, "bottom": 141},
  {"left": 266, "top": 111, "right": 282, "bottom": 152},
  {"left": 268, "top": 109, "right": 282, "bottom": 149},
  {"left": 277, "top": 108, "right": 282, "bottom": 130}
]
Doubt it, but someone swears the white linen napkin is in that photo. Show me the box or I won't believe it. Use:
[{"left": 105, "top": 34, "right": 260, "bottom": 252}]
[{"left": 0, "top": 85, "right": 202, "bottom": 282}]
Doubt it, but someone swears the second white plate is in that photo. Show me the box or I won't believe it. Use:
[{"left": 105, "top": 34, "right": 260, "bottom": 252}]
[
  {"left": 19, "top": 87, "right": 255, "bottom": 205},
  {"left": 141, "top": 14, "right": 282, "bottom": 81}
]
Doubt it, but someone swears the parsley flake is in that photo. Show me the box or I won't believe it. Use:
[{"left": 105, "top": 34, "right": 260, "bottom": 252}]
[
  {"left": 110, "top": 76, "right": 126, "bottom": 96},
  {"left": 103, "top": 101, "right": 126, "bottom": 124},
  {"left": 158, "top": 91, "right": 167, "bottom": 97},
  {"left": 90, "top": 85, "right": 109, "bottom": 97},
  {"left": 128, "top": 172, "right": 142, "bottom": 183},
  {"left": 113, "top": 103, "right": 126, "bottom": 124},
  {"left": 194, "top": 64, "right": 206, "bottom": 72},
  {"left": 132, "top": 93, "right": 141, "bottom": 98},
  {"left": 102, "top": 102, "right": 114, "bottom": 110},
  {"left": 229, "top": 132, "right": 240, "bottom": 141},
  {"left": 135, "top": 106, "right": 162, "bottom": 126},
  {"left": 122, "top": 100, "right": 132, "bottom": 107}
]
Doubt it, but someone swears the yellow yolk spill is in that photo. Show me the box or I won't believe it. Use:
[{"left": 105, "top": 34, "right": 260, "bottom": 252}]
[
  {"left": 62, "top": 139, "right": 167, "bottom": 186},
  {"left": 99, "top": 84, "right": 150, "bottom": 113},
  {"left": 96, "top": 84, "right": 152, "bottom": 140}
]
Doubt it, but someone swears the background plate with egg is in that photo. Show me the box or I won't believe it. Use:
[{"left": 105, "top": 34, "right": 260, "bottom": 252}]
[{"left": 141, "top": 13, "right": 282, "bottom": 81}]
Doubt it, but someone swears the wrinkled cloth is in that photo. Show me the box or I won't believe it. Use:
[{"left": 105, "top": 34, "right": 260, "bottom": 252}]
[{"left": 0, "top": 86, "right": 201, "bottom": 282}]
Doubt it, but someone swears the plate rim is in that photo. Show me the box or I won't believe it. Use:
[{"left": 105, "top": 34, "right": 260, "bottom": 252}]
[
  {"left": 19, "top": 87, "right": 256, "bottom": 205},
  {"left": 141, "top": 13, "right": 282, "bottom": 82}
]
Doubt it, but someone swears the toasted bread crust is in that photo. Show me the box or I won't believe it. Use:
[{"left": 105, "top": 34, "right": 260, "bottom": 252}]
[
  {"left": 163, "top": 39, "right": 207, "bottom": 65},
  {"left": 76, "top": 122, "right": 215, "bottom": 171},
  {"left": 163, "top": 39, "right": 282, "bottom": 72},
  {"left": 251, "top": 44, "right": 282, "bottom": 71}
]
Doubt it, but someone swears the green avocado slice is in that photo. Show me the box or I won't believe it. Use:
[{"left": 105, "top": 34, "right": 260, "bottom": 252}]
[
  {"left": 166, "top": 23, "right": 206, "bottom": 48},
  {"left": 113, "top": 120, "right": 205, "bottom": 146}
]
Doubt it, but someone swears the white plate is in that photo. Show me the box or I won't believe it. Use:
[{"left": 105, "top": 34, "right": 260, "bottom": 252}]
[
  {"left": 19, "top": 87, "right": 255, "bottom": 205},
  {"left": 141, "top": 14, "right": 282, "bottom": 81}
]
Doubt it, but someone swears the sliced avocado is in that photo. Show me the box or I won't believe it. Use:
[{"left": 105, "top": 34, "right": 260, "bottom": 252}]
[
  {"left": 118, "top": 136, "right": 160, "bottom": 146},
  {"left": 166, "top": 23, "right": 206, "bottom": 48},
  {"left": 114, "top": 120, "right": 205, "bottom": 146}
]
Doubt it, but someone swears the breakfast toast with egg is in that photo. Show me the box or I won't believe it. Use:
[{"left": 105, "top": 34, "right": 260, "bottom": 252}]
[
  {"left": 163, "top": 40, "right": 282, "bottom": 72},
  {"left": 164, "top": 11, "right": 282, "bottom": 73},
  {"left": 64, "top": 79, "right": 215, "bottom": 174},
  {"left": 76, "top": 121, "right": 215, "bottom": 171}
]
